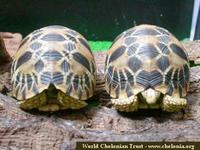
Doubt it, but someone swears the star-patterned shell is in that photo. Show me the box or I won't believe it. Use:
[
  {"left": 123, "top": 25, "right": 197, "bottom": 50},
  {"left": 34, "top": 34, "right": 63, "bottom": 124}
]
[
  {"left": 11, "top": 25, "right": 96, "bottom": 101},
  {"left": 105, "top": 24, "right": 189, "bottom": 99}
]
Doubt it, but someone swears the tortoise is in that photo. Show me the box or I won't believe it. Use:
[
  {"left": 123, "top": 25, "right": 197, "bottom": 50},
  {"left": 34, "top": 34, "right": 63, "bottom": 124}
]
[
  {"left": 11, "top": 25, "right": 96, "bottom": 111},
  {"left": 105, "top": 24, "right": 190, "bottom": 112}
]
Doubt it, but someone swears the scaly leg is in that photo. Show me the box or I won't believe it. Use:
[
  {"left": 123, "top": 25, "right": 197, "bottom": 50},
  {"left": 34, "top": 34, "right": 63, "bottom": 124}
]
[
  {"left": 19, "top": 91, "right": 46, "bottom": 110},
  {"left": 57, "top": 91, "right": 87, "bottom": 110},
  {"left": 162, "top": 95, "right": 187, "bottom": 112},
  {"left": 111, "top": 95, "right": 138, "bottom": 112}
]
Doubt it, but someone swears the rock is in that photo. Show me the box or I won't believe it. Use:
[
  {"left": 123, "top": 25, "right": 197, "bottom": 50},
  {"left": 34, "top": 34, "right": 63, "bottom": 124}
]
[
  {"left": 0, "top": 32, "right": 22, "bottom": 59},
  {"left": 183, "top": 40, "right": 200, "bottom": 64},
  {"left": 0, "top": 40, "right": 200, "bottom": 149},
  {"left": 0, "top": 37, "right": 11, "bottom": 63}
]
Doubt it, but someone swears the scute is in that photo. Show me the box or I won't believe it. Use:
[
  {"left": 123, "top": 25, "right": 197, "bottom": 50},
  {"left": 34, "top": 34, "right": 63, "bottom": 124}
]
[
  {"left": 41, "top": 33, "right": 66, "bottom": 41},
  {"left": 170, "top": 43, "right": 188, "bottom": 61},
  {"left": 157, "top": 42, "right": 170, "bottom": 54},
  {"left": 124, "top": 37, "right": 137, "bottom": 45},
  {"left": 61, "top": 60, "right": 70, "bottom": 73},
  {"left": 108, "top": 46, "right": 126, "bottom": 63},
  {"left": 137, "top": 43, "right": 159, "bottom": 58},
  {"left": 133, "top": 28, "right": 159, "bottom": 36},
  {"left": 64, "top": 42, "right": 76, "bottom": 51},
  {"left": 35, "top": 59, "right": 44, "bottom": 72},
  {"left": 127, "top": 43, "right": 138, "bottom": 56},
  {"left": 11, "top": 25, "right": 96, "bottom": 104},
  {"left": 78, "top": 38, "right": 93, "bottom": 55},
  {"left": 136, "top": 70, "right": 163, "bottom": 88},
  {"left": 72, "top": 52, "right": 91, "bottom": 72},
  {"left": 156, "top": 56, "right": 170, "bottom": 71},
  {"left": 30, "top": 42, "right": 42, "bottom": 50},
  {"left": 128, "top": 56, "right": 142, "bottom": 72},
  {"left": 31, "top": 33, "right": 43, "bottom": 42},
  {"left": 15, "top": 51, "right": 32, "bottom": 69},
  {"left": 41, "top": 50, "right": 62, "bottom": 61}
]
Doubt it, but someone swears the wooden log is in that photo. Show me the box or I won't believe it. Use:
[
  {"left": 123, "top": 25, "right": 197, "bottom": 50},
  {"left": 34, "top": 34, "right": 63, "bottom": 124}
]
[
  {"left": 0, "top": 40, "right": 200, "bottom": 149},
  {"left": 183, "top": 40, "right": 200, "bottom": 64},
  {"left": 0, "top": 32, "right": 22, "bottom": 64}
]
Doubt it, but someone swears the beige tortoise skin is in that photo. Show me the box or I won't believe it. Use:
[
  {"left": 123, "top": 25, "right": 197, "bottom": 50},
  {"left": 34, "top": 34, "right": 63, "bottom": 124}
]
[
  {"left": 11, "top": 25, "right": 96, "bottom": 111},
  {"left": 105, "top": 24, "right": 190, "bottom": 112}
]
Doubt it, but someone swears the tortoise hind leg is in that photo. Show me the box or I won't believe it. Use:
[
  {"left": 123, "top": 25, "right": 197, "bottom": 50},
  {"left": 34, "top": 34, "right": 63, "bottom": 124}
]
[
  {"left": 19, "top": 91, "right": 47, "bottom": 110},
  {"left": 111, "top": 95, "right": 138, "bottom": 112},
  {"left": 161, "top": 95, "right": 187, "bottom": 112},
  {"left": 57, "top": 91, "right": 87, "bottom": 110}
]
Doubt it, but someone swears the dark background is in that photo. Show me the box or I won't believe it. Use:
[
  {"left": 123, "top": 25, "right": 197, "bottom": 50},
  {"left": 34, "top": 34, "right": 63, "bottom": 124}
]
[{"left": 0, "top": 0, "right": 194, "bottom": 41}]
